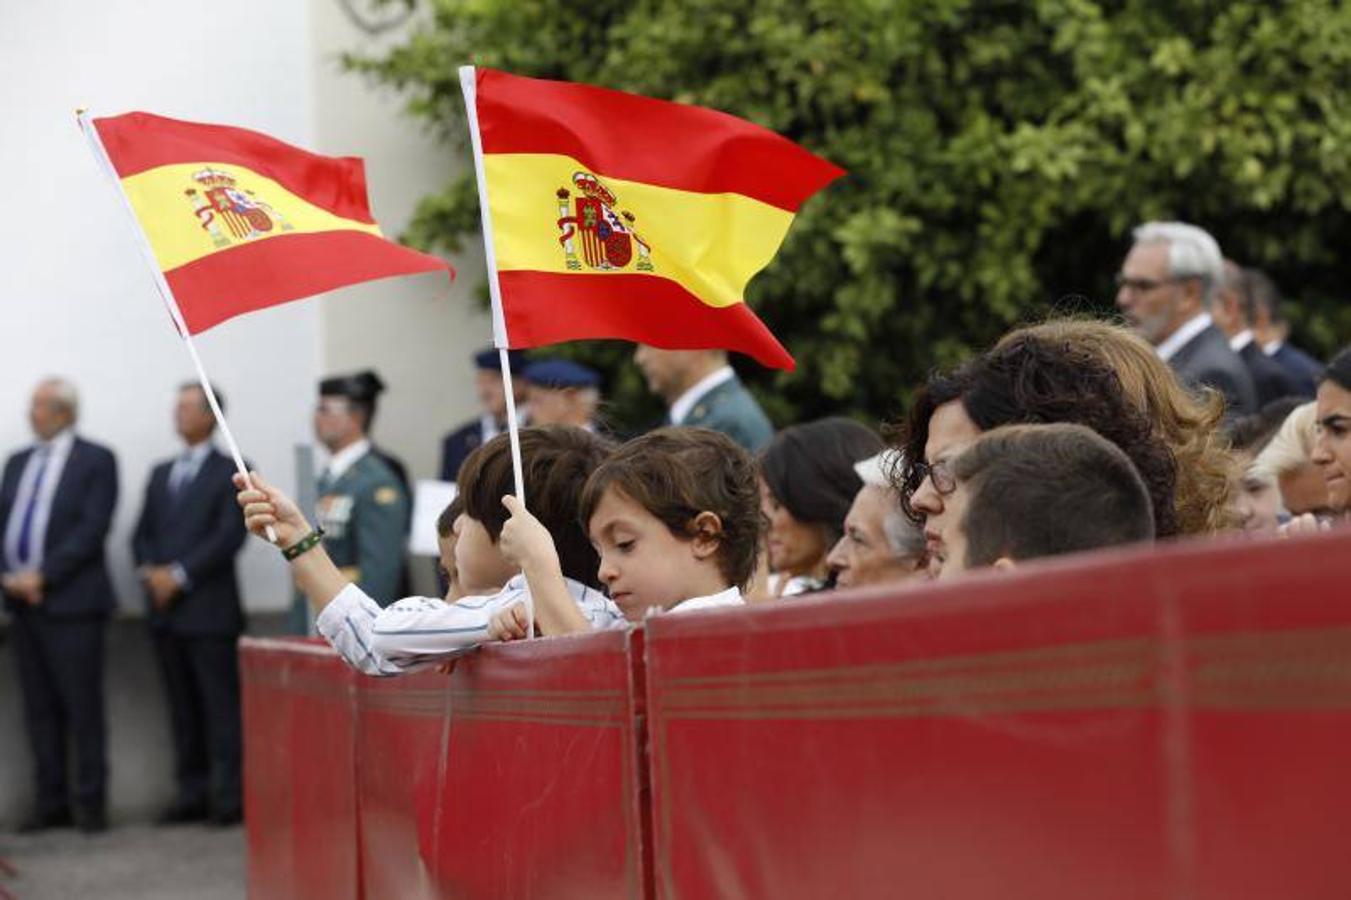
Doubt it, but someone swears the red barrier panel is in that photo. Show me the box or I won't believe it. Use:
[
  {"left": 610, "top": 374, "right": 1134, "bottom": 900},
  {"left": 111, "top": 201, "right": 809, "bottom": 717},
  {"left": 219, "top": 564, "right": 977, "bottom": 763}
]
[
  {"left": 644, "top": 530, "right": 1351, "bottom": 900},
  {"left": 357, "top": 628, "right": 650, "bottom": 899},
  {"left": 353, "top": 668, "right": 451, "bottom": 899},
  {"left": 240, "top": 638, "right": 359, "bottom": 900},
  {"left": 244, "top": 629, "right": 649, "bottom": 900}
]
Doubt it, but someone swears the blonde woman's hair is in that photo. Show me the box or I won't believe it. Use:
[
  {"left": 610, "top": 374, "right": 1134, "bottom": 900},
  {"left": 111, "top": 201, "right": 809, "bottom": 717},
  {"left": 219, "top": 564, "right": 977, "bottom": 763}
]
[{"left": 1001, "top": 318, "right": 1238, "bottom": 535}]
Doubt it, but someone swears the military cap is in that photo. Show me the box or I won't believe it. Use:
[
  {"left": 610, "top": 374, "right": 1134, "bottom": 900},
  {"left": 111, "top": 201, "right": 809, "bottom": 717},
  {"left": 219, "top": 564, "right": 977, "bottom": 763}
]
[
  {"left": 319, "top": 370, "right": 386, "bottom": 402},
  {"left": 522, "top": 358, "right": 601, "bottom": 390},
  {"left": 474, "top": 347, "right": 527, "bottom": 373}
]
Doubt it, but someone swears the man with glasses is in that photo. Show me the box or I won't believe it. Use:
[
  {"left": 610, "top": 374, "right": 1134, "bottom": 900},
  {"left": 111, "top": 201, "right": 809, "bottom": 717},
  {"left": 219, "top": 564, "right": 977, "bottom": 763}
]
[{"left": 1115, "top": 220, "right": 1257, "bottom": 416}]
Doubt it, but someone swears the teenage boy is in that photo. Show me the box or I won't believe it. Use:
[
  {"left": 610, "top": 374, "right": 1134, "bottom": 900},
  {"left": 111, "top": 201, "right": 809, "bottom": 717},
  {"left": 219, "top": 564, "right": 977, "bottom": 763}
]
[{"left": 926, "top": 423, "right": 1156, "bottom": 578}]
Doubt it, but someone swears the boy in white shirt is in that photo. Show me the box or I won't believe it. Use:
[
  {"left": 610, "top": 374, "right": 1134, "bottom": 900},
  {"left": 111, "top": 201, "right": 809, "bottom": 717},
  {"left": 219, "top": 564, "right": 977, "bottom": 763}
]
[
  {"left": 487, "top": 427, "right": 764, "bottom": 640},
  {"left": 235, "top": 426, "right": 622, "bottom": 675}
]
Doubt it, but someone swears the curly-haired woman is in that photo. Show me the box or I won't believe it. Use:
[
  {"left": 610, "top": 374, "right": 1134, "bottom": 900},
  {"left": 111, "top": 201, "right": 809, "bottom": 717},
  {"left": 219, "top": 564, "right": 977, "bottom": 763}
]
[
  {"left": 892, "top": 332, "right": 1179, "bottom": 577},
  {"left": 1003, "top": 319, "right": 1238, "bottom": 535}
]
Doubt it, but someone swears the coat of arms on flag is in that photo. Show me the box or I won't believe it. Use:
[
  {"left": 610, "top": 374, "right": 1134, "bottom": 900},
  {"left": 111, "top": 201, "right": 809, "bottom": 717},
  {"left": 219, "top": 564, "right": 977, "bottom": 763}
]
[
  {"left": 185, "top": 167, "right": 295, "bottom": 247},
  {"left": 556, "top": 172, "right": 653, "bottom": 272}
]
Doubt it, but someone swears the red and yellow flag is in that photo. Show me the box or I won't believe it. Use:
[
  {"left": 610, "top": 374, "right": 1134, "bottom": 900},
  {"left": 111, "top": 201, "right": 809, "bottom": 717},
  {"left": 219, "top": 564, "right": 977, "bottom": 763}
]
[
  {"left": 90, "top": 112, "right": 452, "bottom": 334},
  {"left": 462, "top": 68, "right": 844, "bottom": 371}
]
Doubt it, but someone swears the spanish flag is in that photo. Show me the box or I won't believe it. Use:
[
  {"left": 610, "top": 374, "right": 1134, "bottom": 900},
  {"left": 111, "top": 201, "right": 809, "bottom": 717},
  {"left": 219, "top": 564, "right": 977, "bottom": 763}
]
[
  {"left": 461, "top": 68, "right": 844, "bottom": 371},
  {"left": 87, "top": 112, "right": 452, "bottom": 334}
]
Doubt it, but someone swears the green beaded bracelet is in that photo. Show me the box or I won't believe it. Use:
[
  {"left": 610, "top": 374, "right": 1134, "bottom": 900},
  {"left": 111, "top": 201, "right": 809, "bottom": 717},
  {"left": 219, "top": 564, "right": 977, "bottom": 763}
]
[{"left": 282, "top": 527, "right": 325, "bottom": 561}]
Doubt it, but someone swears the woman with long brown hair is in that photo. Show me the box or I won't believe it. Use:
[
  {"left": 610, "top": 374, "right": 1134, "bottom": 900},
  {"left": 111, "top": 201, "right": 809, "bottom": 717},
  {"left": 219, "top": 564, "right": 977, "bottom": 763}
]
[{"left": 1002, "top": 319, "right": 1237, "bottom": 535}]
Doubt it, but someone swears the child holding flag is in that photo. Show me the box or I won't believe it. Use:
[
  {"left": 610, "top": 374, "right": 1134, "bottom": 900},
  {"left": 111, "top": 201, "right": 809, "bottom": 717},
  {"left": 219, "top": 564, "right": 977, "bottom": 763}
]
[
  {"left": 234, "top": 426, "right": 623, "bottom": 675},
  {"left": 488, "top": 427, "right": 762, "bottom": 641}
]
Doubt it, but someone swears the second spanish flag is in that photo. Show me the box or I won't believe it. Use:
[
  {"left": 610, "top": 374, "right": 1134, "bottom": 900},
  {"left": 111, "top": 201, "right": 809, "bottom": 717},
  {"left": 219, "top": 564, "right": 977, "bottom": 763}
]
[
  {"left": 92, "top": 112, "right": 453, "bottom": 334},
  {"left": 462, "top": 67, "right": 844, "bottom": 371}
]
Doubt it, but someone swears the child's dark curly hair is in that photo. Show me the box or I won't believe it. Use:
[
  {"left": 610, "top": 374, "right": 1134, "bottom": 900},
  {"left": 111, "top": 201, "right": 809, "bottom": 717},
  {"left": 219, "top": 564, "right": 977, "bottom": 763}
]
[{"left": 579, "top": 427, "right": 764, "bottom": 589}]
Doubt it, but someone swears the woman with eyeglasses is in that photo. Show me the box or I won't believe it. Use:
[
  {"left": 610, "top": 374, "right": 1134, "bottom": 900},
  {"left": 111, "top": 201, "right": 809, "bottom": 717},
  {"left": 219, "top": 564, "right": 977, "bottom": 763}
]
[{"left": 893, "top": 333, "right": 1179, "bottom": 578}]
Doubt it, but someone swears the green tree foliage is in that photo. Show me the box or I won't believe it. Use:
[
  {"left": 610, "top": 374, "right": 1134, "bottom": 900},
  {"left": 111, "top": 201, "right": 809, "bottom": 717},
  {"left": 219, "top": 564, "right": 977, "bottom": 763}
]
[{"left": 349, "top": 0, "right": 1351, "bottom": 430}]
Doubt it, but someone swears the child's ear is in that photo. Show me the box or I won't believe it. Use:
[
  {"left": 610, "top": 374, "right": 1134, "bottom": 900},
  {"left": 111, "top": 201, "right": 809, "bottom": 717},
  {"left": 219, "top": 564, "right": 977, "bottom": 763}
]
[{"left": 689, "top": 511, "right": 723, "bottom": 559}]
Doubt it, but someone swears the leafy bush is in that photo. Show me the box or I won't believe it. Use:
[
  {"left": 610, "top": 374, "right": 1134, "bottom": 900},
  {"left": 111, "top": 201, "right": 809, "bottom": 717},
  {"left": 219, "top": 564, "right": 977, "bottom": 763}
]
[{"left": 350, "top": 0, "right": 1351, "bottom": 430}]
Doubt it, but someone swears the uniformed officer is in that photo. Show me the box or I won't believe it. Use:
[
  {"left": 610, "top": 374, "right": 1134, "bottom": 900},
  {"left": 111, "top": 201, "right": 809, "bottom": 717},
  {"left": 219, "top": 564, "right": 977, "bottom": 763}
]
[
  {"left": 303, "top": 373, "right": 410, "bottom": 620},
  {"left": 342, "top": 370, "right": 413, "bottom": 500},
  {"left": 438, "top": 348, "right": 529, "bottom": 482},
  {"left": 342, "top": 370, "right": 413, "bottom": 597},
  {"left": 632, "top": 346, "right": 774, "bottom": 452},
  {"left": 522, "top": 358, "right": 603, "bottom": 432}
]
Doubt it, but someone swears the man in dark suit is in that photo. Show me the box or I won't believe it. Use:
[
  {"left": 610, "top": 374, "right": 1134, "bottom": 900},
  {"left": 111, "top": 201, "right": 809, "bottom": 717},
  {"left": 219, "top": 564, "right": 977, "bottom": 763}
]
[
  {"left": 439, "top": 348, "right": 528, "bottom": 481},
  {"left": 1247, "top": 268, "right": 1325, "bottom": 397},
  {"left": 1, "top": 378, "right": 117, "bottom": 833},
  {"left": 133, "top": 382, "right": 248, "bottom": 826},
  {"left": 633, "top": 346, "right": 774, "bottom": 451},
  {"left": 1213, "top": 261, "right": 1302, "bottom": 405},
  {"left": 1115, "top": 221, "right": 1258, "bottom": 417}
]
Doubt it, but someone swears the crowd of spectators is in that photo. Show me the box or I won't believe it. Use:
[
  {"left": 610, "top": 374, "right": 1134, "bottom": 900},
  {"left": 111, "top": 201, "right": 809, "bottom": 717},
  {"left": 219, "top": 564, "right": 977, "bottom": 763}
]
[
  {"left": 234, "top": 218, "right": 1347, "bottom": 675},
  {"left": 3, "top": 218, "right": 1348, "bottom": 834}
]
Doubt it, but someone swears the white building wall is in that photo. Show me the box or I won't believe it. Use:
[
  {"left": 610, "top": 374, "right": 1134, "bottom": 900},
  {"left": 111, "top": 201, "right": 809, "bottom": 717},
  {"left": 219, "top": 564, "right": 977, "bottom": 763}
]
[
  {"left": 0, "top": 0, "right": 485, "bottom": 614},
  {"left": 309, "top": 0, "right": 491, "bottom": 483}
]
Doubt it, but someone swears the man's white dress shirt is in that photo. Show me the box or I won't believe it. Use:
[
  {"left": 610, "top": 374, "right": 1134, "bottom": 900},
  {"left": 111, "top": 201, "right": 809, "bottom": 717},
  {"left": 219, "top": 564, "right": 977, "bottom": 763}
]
[
  {"left": 1156, "top": 312, "right": 1213, "bottom": 363},
  {"left": 669, "top": 366, "right": 735, "bottom": 425},
  {"left": 1229, "top": 329, "right": 1255, "bottom": 353},
  {"left": 3, "top": 429, "right": 76, "bottom": 572},
  {"left": 322, "top": 438, "right": 371, "bottom": 485}
]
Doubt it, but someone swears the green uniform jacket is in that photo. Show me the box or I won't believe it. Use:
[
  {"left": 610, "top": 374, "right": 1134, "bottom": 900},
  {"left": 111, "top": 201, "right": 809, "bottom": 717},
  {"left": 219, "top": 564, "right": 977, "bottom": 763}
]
[
  {"left": 315, "top": 450, "right": 409, "bottom": 607},
  {"left": 680, "top": 374, "right": 774, "bottom": 452}
]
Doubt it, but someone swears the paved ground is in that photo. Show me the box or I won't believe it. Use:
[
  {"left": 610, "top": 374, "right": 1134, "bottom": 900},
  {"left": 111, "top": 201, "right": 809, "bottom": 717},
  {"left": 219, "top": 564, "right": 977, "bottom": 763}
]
[{"left": 0, "top": 822, "right": 244, "bottom": 900}]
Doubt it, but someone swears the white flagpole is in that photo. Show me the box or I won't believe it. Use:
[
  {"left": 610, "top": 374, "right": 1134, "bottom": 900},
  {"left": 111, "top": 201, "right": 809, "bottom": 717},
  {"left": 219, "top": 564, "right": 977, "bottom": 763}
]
[
  {"left": 77, "top": 109, "right": 278, "bottom": 543},
  {"left": 459, "top": 67, "right": 534, "bottom": 637}
]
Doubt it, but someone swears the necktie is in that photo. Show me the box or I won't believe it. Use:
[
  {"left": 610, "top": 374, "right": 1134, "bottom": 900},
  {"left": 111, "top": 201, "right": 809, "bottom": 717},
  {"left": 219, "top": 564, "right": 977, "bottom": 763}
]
[
  {"left": 169, "top": 453, "right": 192, "bottom": 498},
  {"left": 16, "top": 448, "right": 51, "bottom": 565},
  {"left": 170, "top": 451, "right": 201, "bottom": 500}
]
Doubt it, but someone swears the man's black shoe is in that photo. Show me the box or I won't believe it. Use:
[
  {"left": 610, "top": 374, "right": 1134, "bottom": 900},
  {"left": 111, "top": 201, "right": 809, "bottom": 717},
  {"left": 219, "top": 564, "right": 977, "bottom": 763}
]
[
  {"left": 156, "top": 801, "right": 209, "bottom": 826},
  {"left": 16, "top": 808, "right": 72, "bottom": 833},
  {"left": 74, "top": 808, "right": 107, "bottom": 834}
]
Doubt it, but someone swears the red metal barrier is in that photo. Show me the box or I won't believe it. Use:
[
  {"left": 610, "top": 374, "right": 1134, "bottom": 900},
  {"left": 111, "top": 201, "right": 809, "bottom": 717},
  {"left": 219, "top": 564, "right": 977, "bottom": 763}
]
[
  {"left": 420, "top": 629, "right": 649, "bottom": 899},
  {"left": 240, "top": 638, "right": 359, "bottom": 900},
  {"left": 243, "top": 530, "right": 1351, "bottom": 899},
  {"left": 643, "top": 529, "right": 1351, "bottom": 900},
  {"left": 353, "top": 668, "right": 450, "bottom": 899},
  {"left": 244, "top": 628, "right": 649, "bottom": 900}
]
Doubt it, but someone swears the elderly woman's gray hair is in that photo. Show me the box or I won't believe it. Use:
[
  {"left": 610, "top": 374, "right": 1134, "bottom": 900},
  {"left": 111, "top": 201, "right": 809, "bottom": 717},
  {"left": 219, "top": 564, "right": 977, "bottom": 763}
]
[{"left": 855, "top": 450, "right": 926, "bottom": 559}]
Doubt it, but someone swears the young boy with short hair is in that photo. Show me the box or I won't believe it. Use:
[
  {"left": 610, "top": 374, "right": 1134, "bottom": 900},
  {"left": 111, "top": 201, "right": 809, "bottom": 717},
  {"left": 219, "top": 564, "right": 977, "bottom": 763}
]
[
  {"left": 929, "top": 422, "right": 1156, "bottom": 577},
  {"left": 235, "top": 426, "right": 624, "bottom": 675},
  {"left": 490, "top": 427, "right": 764, "bottom": 640}
]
